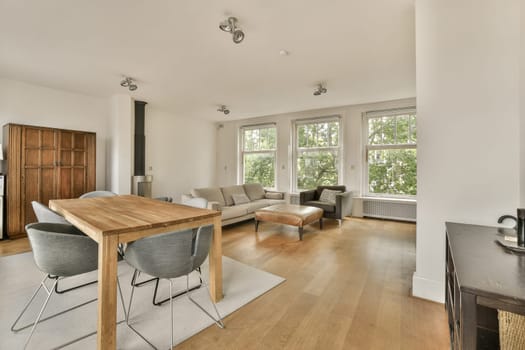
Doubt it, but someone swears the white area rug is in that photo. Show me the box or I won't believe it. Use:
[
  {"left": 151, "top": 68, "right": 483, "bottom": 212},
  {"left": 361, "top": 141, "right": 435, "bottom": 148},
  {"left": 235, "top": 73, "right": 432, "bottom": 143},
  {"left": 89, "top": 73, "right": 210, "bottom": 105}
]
[{"left": 0, "top": 252, "right": 285, "bottom": 349}]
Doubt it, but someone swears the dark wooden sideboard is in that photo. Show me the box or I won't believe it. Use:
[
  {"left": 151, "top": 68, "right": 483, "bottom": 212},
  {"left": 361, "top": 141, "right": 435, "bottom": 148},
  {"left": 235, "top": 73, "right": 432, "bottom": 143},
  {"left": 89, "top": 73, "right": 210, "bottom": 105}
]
[{"left": 446, "top": 222, "right": 525, "bottom": 349}]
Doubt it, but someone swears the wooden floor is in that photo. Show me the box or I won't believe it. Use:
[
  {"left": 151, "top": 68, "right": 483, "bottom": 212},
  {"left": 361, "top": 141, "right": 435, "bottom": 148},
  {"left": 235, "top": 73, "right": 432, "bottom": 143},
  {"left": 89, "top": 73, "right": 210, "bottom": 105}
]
[{"left": 0, "top": 217, "right": 449, "bottom": 350}]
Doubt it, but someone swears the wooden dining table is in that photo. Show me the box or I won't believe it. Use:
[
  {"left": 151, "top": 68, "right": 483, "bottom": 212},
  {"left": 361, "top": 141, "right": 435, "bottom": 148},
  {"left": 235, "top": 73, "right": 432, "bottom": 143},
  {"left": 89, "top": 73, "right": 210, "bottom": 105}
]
[{"left": 49, "top": 194, "right": 223, "bottom": 350}]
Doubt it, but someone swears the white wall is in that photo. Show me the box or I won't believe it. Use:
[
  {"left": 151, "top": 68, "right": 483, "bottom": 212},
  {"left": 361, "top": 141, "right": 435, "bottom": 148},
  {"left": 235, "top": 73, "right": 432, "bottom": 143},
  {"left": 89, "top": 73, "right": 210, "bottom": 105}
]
[
  {"left": 145, "top": 107, "right": 216, "bottom": 202},
  {"left": 215, "top": 98, "right": 416, "bottom": 195},
  {"left": 414, "top": 0, "right": 521, "bottom": 302},
  {"left": 0, "top": 78, "right": 110, "bottom": 189},
  {"left": 109, "top": 95, "right": 133, "bottom": 194}
]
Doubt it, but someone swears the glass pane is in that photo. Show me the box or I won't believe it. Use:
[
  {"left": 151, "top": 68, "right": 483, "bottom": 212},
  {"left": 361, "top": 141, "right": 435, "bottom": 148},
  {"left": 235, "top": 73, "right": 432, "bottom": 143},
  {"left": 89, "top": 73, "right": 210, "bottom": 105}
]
[
  {"left": 368, "top": 148, "right": 417, "bottom": 196},
  {"left": 409, "top": 114, "right": 417, "bottom": 143},
  {"left": 298, "top": 125, "right": 308, "bottom": 147},
  {"left": 296, "top": 150, "right": 338, "bottom": 190},
  {"left": 259, "top": 128, "right": 268, "bottom": 150},
  {"left": 244, "top": 152, "right": 275, "bottom": 187},
  {"left": 382, "top": 116, "right": 395, "bottom": 144},
  {"left": 317, "top": 123, "right": 328, "bottom": 147},
  {"left": 396, "top": 115, "right": 409, "bottom": 144},
  {"left": 243, "top": 130, "right": 254, "bottom": 151},
  {"left": 268, "top": 128, "right": 276, "bottom": 149},
  {"left": 329, "top": 122, "right": 339, "bottom": 146},
  {"left": 368, "top": 117, "right": 383, "bottom": 145}
]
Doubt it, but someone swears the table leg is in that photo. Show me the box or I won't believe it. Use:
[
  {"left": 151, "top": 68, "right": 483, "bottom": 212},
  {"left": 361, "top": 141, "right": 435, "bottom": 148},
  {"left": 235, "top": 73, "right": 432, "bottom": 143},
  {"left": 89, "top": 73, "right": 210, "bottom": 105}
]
[
  {"left": 209, "top": 216, "right": 223, "bottom": 302},
  {"left": 97, "top": 235, "right": 119, "bottom": 350}
]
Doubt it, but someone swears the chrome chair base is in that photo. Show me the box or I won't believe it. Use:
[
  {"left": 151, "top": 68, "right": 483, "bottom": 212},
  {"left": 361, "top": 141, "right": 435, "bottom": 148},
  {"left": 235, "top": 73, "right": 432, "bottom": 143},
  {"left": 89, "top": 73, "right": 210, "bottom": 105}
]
[
  {"left": 11, "top": 274, "right": 127, "bottom": 350},
  {"left": 131, "top": 268, "right": 203, "bottom": 306},
  {"left": 126, "top": 271, "right": 224, "bottom": 350}
]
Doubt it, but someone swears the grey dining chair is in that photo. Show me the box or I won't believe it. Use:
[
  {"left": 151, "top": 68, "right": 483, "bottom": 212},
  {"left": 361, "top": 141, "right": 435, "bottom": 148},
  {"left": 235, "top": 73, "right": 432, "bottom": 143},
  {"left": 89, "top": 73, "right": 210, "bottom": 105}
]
[
  {"left": 11, "top": 223, "right": 127, "bottom": 349},
  {"left": 31, "top": 201, "right": 69, "bottom": 225},
  {"left": 124, "top": 223, "right": 224, "bottom": 350},
  {"left": 31, "top": 201, "right": 98, "bottom": 294},
  {"left": 131, "top": 197, "right": 209, "bottom": 306},
  {"left": 79, "top": 190, "right": 117, "bottom": 198}
]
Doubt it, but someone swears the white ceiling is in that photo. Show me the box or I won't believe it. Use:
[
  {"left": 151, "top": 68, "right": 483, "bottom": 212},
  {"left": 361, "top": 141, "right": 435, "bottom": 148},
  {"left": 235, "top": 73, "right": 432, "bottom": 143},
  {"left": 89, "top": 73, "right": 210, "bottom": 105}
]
[{"left": 0, "top": 0, "right": 416, "bottom": 121}]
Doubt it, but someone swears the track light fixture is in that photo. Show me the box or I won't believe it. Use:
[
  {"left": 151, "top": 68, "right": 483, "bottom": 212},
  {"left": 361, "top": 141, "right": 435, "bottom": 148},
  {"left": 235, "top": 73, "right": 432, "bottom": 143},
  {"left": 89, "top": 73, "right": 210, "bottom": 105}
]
[
  {"left": 217, "top": 105, "right": 230, "bottom": 115},
  {"left": 219, "top": 17, "right": 245, "bottom": 44},
  {"left": 313, "top": 84, "right": 327, "bottom": 96},
  {"left": 120, "top": 77, "right": 138, "bottom": 91}
]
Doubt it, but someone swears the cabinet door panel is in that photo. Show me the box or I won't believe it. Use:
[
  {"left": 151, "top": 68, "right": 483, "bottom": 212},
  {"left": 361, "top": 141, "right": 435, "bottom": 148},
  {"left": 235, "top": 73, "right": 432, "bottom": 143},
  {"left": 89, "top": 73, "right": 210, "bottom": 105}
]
[
  {"left": 41, "top": 168, "right": 55, "bottom": 205},
  {"left": 41, "top": 149, "right": 55, "bottom": 166},
  {"left": 24, "top": 128, "right": 40, "bottom": 148},
  {"left": 25, "top": 149, "right": 39, "bottom": 166},
  {"left": 41, "top": 129, "right": 55, "bottom": 148},
  {"left": 60, "top": 131, "right": 72, "bottom": 149},
  {"left": 73, "top": 151, "right": 85, "bottom": 166},
  {"left": 58, "top": 168, "right": 72, "bottom": 199},
  {"left": 73, "top": 168, "right": 85, "bottom": 198},
  {"left": 74, "top": 133, "right": 85, "bottom": 150},
  {"left": 24, "top": 168, "right": 39, "bottom": 224}
]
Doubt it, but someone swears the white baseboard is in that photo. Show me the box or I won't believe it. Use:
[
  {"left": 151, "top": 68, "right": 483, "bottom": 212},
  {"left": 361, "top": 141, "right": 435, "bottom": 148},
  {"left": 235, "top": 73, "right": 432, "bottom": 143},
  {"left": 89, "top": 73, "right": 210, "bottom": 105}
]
[{"left": 412, "top": 273, "right": 444, "bottom": 303}]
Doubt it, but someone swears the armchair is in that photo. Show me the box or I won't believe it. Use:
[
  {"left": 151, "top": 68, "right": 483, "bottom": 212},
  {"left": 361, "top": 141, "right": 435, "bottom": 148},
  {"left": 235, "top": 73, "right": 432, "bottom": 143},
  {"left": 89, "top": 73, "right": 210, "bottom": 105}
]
[{"left": 299, "top": 185, "right": 353, "bottom": 225}]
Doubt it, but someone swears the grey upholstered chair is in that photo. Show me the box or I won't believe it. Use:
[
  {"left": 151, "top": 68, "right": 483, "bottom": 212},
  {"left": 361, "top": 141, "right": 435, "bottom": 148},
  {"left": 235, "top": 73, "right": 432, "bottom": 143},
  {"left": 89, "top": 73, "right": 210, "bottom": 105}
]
[
  {"left": 31, "top": 201, "right": 69, "bottom": 225},
  {"left": 79, "top": 190, "right": 117, "bottom": 198},
  {"left": 299, "top": 185, "right": 353, "bottom": 225},
  {"left": 11, "top": 223, "right": 126, "bottom": 349},
  {"left": 31, "top": 201, "right": 98, "bottom": 293},
  {"left": 124, "top": 223, "right": 224, "bottom": 350},
  {"left": 130, "top": 196, "right": 209, "bottom": 306}
]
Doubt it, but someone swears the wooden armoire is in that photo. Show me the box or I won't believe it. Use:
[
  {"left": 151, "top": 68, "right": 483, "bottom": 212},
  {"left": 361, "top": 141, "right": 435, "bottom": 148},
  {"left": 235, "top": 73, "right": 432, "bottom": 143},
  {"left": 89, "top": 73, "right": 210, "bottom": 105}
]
[{"left": 3, "top": 124, "right": 96, "bottom": 238}]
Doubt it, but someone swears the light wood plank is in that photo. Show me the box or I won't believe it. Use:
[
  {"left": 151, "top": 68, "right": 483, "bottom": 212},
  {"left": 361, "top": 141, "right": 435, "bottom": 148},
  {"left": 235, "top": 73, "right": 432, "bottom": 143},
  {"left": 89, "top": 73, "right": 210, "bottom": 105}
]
[
  {"left": 97, "top": 234, "right": 119, "bottom": 350},
  {"left": 209, "top": 215, "right": 223, "bottom": 302}
]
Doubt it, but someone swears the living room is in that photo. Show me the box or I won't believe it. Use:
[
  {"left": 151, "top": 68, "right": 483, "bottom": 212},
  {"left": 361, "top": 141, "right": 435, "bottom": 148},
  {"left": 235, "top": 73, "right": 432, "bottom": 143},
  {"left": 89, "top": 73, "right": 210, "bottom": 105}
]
[{"left": 1, "top": 0, "right": 524, "bottom": 349}]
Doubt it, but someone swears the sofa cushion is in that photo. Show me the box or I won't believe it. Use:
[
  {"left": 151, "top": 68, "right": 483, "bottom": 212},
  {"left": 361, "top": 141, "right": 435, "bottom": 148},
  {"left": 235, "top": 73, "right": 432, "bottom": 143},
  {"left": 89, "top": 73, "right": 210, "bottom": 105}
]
[
  {"left": 192, "top": 187, "right": 225, "bottom": 207},
  {"left": 304, "top": 200, "right": 336, "bottom": 213},
  {"left": 244, "top": 183, "right": 265, "bottom": 201},
  {"left": 221, "top": 204, "right": 250, "bottom": 220},
  {"left": 319, "top": 189, "right": 341, "bottom": 203},
  {"left": 232, "top": 193, "right": 250, "bottom": 205},
  {"left": 265, "top": 192, "right": 284, "bottom": 200},
  {"left": 221, "top": 185, "right": 247, "bottom": 206},
  {"left": 246, "top": 199, "right": 286, "bottom": 212}
]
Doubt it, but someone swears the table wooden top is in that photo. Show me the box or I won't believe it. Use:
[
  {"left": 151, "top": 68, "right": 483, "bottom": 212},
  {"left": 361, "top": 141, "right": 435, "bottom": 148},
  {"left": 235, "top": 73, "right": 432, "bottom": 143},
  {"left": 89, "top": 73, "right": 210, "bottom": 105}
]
[{"left": 49, "top": 195, "right": 220, "bottom": 240}]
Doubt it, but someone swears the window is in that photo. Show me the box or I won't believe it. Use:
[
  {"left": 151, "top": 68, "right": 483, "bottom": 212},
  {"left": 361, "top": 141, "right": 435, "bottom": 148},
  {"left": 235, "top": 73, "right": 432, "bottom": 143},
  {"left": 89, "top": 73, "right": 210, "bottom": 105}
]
[
  {"left": 364, "top": 109, "right": 417, "bottom": 197},
  {"left": 294, "top": 117, "right": 341, "bottom": 191},
  {"left": 240, "top": 124, "right": 277, "bottom": 188}
]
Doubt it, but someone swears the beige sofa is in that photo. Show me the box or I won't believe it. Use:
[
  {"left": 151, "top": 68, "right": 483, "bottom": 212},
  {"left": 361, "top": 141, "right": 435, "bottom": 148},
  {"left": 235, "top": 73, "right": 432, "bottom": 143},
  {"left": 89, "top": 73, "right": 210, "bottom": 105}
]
[{"left": 184, "top": 183, "right": 286, "bottom": 226}]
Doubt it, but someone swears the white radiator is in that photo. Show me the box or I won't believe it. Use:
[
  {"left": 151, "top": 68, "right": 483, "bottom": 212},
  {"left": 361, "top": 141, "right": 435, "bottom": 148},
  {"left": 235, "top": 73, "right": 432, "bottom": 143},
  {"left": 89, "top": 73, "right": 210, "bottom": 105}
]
[{"left": 362, "top": 198, "right": 416, "bottom": 222}]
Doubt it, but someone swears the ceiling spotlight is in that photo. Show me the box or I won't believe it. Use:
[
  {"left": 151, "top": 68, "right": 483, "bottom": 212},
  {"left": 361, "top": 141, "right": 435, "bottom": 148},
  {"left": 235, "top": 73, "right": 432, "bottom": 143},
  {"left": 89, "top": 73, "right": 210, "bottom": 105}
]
[
  {"left": 217, "top": 105, "right": 230, "bottom": 115},
  {"left": 313, "top": 84, "right": 327, "bottom": 96},
  {"left": 120, "top": 77, "right": 138, "bottom": 91},
  {"left": 219, "top": 17, "right": 245, "bottom": 44}
]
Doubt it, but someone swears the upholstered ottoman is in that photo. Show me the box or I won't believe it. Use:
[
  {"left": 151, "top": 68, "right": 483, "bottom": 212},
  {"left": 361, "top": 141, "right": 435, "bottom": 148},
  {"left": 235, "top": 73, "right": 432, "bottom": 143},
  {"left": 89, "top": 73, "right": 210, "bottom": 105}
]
[{"left": 254, "top": 204, "right": 323, "bottom": 240}]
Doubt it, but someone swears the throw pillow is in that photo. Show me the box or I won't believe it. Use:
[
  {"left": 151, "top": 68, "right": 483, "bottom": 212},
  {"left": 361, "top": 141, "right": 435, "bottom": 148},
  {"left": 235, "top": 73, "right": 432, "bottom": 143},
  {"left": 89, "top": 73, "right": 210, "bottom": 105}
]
[
  {"left": 232, "top": 194, "right": 250, "bottom": 205},
  {"left": 265, "top": 192, "right": 283, "bottom": 200},
  {"left": 319, "top": 189, "right": 341, "bottom": 203}
]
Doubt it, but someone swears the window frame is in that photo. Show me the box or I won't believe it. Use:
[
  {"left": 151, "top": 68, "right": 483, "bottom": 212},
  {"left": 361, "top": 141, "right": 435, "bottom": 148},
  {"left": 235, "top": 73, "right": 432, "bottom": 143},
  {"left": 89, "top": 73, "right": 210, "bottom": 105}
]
[
  {"left": 239, "top": 123, "right": 278, "bottom": 189},
  {"left": 292, "top": 116, "right": 343, "bottom": 192},
  {"left": 363, "top": 107, "right": 417, "bottom": 199}
]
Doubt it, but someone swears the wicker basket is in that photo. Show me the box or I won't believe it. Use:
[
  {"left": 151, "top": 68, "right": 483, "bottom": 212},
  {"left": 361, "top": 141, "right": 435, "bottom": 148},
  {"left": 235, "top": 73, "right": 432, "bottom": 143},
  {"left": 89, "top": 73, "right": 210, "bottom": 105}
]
[{"left": 498, "top": 310, "right": 525, "bottom": 350}]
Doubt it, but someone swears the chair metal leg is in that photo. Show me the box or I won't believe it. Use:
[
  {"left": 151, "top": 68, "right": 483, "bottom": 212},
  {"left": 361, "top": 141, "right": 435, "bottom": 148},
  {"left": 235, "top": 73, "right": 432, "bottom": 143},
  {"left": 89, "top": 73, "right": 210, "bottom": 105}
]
[
  {"left": 12, "top": 275, "right": 125, "bottom": 350},
  {"left": 54, "top": 277, "right": 98, "bottom": 294},
  {"left": 12, "top": 275, "right": 97, "bottom": 333},
  {"left": 23, "top": 277, "right": 59, "bottom": 349},
  {"left": 169, "top": 279, "right": 174, "bottom": 350},
  {"left": 186, "top": 273, "right": 225, "bottom": 329},
  {"left": 152, "top": 268, "right": 202, "bottom": 306},
  {"left": 130, "top": 269, "right": 159, "bottom": 288},
  {"left": 125, "top": 277, "right": 158, "bottom": 350}
]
